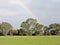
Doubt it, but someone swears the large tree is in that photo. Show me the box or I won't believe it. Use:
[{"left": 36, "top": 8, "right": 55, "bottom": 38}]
[
  {"left": 1, "top": 22, "right": 13, "bottom": 36},
  {"left": 20, "top": 18, "right": 43, "bottom": 36},
  {"left": 49, "top": 23, "right": 60, "bottom": 35}
]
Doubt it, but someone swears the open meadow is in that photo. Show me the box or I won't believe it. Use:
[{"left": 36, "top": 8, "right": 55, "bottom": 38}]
[{"left": 0, "top": 36, "right": 60, "bottom": 45}]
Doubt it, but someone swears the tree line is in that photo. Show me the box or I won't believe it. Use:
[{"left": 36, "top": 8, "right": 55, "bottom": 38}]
[{"left": 0, "top": 18, "right": 60, "bottom": 36}]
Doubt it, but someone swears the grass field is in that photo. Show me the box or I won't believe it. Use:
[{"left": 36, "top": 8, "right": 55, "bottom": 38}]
[{"left": 0, "top": 36, "right": 60, "bottom": 45}]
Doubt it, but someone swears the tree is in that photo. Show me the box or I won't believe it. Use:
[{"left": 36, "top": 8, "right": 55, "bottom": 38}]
[
  {"left": 21, "top": 22, "right": 30, "bottom": 36},
  {"left": 35, "top": 23, "right": 43, "bottom": 35},
  {"left": 1, "top": 22, "right": 13, "bottom": 36},
  {"left": 20, "top": 18, "right": 43, "bottom": 36},
  {"left": 20, "top": 18, "right": 37, "bottom": 36},
  {"left": 43, "top": 26, "right": 49, "bottom": 35},
  {"left": 26, "top": 18, "right": 37, "bottom": 35},
  {"left": 49, "top": 23, "right": 60, "bottom": 35}
]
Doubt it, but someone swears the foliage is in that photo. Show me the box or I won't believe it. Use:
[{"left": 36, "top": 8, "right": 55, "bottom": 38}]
[
  {"left": 0, "top": 18, "right": 60, "bottom": 36},
  {"left": 49, "top": 23, "right": 60, "bottom": 35},
  {"left": 20, "top": 18, "right": 43, "bottom": 36},
  {"left": 1, "top": 22, "right": 13, "bottom": 36},
  {"left": 49, "top": 23, "right": 60, "bottom": 30}
]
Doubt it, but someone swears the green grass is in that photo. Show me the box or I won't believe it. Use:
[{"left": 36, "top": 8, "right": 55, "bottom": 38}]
[{"left": 0, "top": 36, "right": 60, "bottom": 45}]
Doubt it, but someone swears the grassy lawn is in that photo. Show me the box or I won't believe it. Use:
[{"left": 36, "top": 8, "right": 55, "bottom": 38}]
[{"left": 0, "top": 36, "right": 60, "bottom": 45}]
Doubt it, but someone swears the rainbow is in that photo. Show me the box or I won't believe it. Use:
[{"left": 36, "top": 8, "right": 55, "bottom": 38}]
[{"left": 18, "top": 0, "right": 39, "bottom": 22}]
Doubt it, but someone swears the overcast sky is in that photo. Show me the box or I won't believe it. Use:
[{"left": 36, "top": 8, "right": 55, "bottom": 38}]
[{"left": 0, "top": 0, "right": 60, "bottom": 29}]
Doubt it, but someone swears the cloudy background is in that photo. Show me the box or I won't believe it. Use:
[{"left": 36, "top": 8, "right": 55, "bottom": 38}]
[{"left": 0, "top": 0, "right": 60, "bottom": 29}]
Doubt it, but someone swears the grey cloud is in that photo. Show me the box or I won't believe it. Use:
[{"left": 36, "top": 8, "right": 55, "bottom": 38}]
[
  {"left": 0, "top": 0, "right": 60, "bottom": 29},
  {"left": 26, "top": 0, "right": 60, "bottom": 25}
]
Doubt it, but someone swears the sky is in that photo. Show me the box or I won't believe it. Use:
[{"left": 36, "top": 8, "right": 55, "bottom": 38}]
[{"left": 0, "top": 0, "right": 60, "bottom": 29}]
